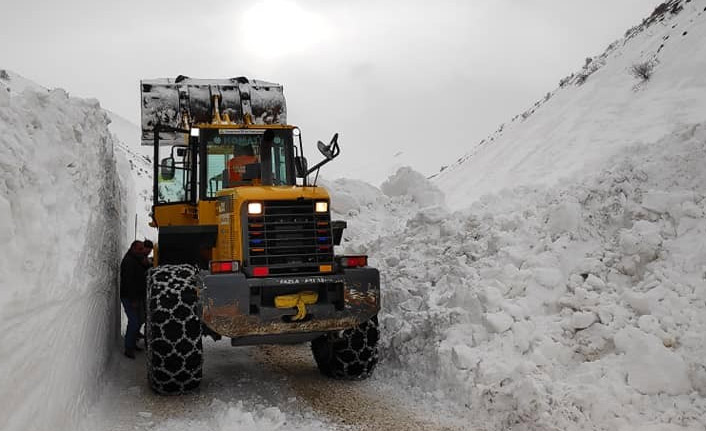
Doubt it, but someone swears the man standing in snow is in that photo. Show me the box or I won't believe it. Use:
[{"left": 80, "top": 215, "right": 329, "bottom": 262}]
[
  {"left": 142, "top": 239, "right": 154, "bottom": 267},
  {"left": 137, "top": 239, "right": 154, "bottom": 340},
  {"left": 120, "top": 240, "right": 148, "bottom": 359}
]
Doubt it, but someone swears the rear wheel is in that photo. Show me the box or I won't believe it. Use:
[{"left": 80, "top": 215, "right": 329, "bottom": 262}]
[
  {"left": 145, "top": 264, "right": 203, "bottom": 395},
  {"left": 311, "top": 316, "right": 379, "bottom": 380}
]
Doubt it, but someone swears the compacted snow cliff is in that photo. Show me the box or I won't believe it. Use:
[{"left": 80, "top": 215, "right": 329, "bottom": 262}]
[{"left": 0, "top": 71, "right": 127, "bottom": 431}]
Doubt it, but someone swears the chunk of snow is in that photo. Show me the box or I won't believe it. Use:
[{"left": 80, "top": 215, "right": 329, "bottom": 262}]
[
  {"left": 570, "top": 311, "right": 598, "bottom": 330},
  {"left": 547, "top": 199, "right": 582, "bottom": 235},
  {"left": 614, "top": 327, "right": 691, "bottom": 395},
  {"left": 584, "top": 274, "right": 606, "bottom": 290},
  {"left": 381, "top": 166, "right": 446, "bottom": 208},
  {"left": 451, "top": 344, "right": 476, "bottom": 370},
  {"left": 485, "top": 311, "right": 514, "bottom": 333}
]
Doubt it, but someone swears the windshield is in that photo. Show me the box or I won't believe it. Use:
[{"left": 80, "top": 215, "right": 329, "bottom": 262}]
[{"left": 202, "top": 129, "right": 294, "bottom": 198}]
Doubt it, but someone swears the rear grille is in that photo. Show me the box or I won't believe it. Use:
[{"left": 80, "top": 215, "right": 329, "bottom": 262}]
[{"left": 245, "top": 200, "right": 333, "bottom": 275}]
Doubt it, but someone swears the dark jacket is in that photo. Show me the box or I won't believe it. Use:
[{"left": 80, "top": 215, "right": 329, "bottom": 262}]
[{"left": 120, "top": 251, "right": 148, "bottom": 301}]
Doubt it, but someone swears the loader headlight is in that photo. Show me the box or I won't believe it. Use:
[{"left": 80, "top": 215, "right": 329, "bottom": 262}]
[
  {"left": 248, "top": 202, "right": 263, "bottom": 215},
  {"left": 315, "top": 201, "right": 328, "bottom": 213},
  {"left": 190, "top": 128, "right": 200, "bottom": 137}
]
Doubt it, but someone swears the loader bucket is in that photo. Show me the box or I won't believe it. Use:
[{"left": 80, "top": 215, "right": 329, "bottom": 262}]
[{"left": 140, "top": 76, "right": 287, "bottom": 146}]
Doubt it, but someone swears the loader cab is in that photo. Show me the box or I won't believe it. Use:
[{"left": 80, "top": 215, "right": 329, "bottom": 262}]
[
  {"left": 199, "top": 127, "right": 296, "bottom": 198},
  {"left": 154, "top": 127, "right": 298, "bottom": 206}
]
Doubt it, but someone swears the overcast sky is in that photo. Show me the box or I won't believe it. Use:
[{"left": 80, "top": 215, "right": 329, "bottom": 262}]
[{"left": 1, "top": 0, "right": 658, "bottom": 184}]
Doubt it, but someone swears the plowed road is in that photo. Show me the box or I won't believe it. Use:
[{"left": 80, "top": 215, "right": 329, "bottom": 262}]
[{"left": 81, "top": 339, "right": 467, "bottom": 431}]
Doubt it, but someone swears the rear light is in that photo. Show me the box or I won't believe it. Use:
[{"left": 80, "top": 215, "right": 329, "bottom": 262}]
[
  {"left": 340, "top": 256, "right": 367, "bottom": 268},
  {"left": 319, "top": 264, "right": 333, "bottom": 272},
  {"left": 210, "top": 260, "right": 240, "bottom": 273},
  {"left": 253, "top": 266, "right": 270, "bottom": 277}
]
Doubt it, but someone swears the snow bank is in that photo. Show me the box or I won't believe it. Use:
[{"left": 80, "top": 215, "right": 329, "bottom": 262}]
[
  {"left": 0, "top": 73, "right": 126, "bottom": 431},
  {"left": 319, "top": 176, "right": 418, "bottom": 256},
  {"left": 320, "top": 176, "right": 384, "bottom": 216},
  {"left": 381, "top": 166, "right": 446, "bottom": 208},
  {"left": 434, "top": 0, "right": 706, "bottom": 209},
  {"left": 363, "top": 123, "right": 706, "bottom": 430},
  {"left": 107, "top": 110, "right": 155, "bottom": 242}
]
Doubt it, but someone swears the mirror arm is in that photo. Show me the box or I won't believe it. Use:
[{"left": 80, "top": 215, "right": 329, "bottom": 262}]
[
  {"left": 330, "top": 142, "right": 340, "bottom": 159},
  {"left": 306, "top": 133, "right": 341, "bottom": 176},
  {"left": 305, "top": 157, "right": 333, "bottom": 176}
]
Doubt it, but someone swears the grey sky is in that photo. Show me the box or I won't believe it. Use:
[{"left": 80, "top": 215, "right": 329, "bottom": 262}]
[{"left": 1, "top": 0, "right": 658, "bottom": 184}]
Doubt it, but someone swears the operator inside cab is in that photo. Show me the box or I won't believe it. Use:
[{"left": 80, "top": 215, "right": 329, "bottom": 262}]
[
  {"left": 225, "top": 130, "right": 274, "bottom": 187},
  {"left": 227, "top": 143, "right": 259, "bottom": 183}
]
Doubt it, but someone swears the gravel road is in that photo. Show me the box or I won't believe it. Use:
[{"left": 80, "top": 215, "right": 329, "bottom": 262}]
[{"left": 80, "top": 339, "right": 467, "bottom": 431}]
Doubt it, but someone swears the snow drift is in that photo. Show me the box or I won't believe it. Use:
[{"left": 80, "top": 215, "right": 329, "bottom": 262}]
[
  {"left": 0, "top": 71, "right": 126, "bottom": 431},
  {"left": 434, "top": 0, "right": 706, "bottom": 209},
  {"left": 350, "top": 124, "right": 706, "bottom": 430},
  {"left": 327, "top": 2, "right": 706, "bottom": 429}
]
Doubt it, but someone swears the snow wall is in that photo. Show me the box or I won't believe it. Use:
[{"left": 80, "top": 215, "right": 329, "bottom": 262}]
[{"left": 0, "top": 76, "right": 127, "bottom": 431}]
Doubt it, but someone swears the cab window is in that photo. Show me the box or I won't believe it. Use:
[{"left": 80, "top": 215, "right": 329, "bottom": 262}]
[
  {"left": 202, "top": 129, "right": 294, "bottom": 198},
  {"left": 156, "top": 146, "right": 192, "bottom": 204}
]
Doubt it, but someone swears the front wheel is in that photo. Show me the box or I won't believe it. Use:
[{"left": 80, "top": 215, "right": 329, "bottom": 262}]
[
  {"left": 145, "top": 264, "right": 203, "bottom": 395},
  {"left": 311, "top": 316, "right": 379, "bottom": 380}
]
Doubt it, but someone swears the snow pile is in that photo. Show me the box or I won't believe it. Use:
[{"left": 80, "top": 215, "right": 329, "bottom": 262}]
[
  {"left": 320, "top": 176, "right": 383, "bottom": 215},
  {"left": 150, "top": 399, "right": 329, "bottom": 431},
  {"left": 363, "top": 124, "right": 706, "bottom": 430},
  {"left": 321, "top": 176, "right": 421, "bottom": 256},
  {"left": 0, "top": 72, "right": 126, "bottom": 431},
  {"left": 381, "top": 166, "right": 446, "bottom": 208},
  {"left": 434, "top": 0, "right": 706, "bottom": 209},
  {"left": 0, "top": 68, "right": 48, "bottom": 95}
]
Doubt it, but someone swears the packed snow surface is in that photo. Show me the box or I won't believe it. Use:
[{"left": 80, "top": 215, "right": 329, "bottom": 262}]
[{"left": 0, "top": 71, "right": 126, "bottom": 431}]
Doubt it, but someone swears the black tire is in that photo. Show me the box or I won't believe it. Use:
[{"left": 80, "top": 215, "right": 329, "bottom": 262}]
[
  {"left": 311, "top": 315, "right": 379, "bottom": 380},
  {"left": 145, "top": 264, "right": 203, "bottom": 395}
]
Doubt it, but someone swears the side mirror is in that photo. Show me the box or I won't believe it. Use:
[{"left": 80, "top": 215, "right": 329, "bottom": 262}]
[
  {"left": 160, "top": 157, "right": 175, "bottom": 180},
  {"left": 317, "top": 133, "right": 340, "bottom": 160},
  {"left": 295, "top": 156, "right": 308, "bottom": 177},
  {"left": 317, "top": 141, "right": 333, "bottom": 159}
]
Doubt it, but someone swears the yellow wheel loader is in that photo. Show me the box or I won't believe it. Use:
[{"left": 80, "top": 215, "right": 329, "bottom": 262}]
[{"left": 140, "top": 76, "right": 380, "bottom": 395}]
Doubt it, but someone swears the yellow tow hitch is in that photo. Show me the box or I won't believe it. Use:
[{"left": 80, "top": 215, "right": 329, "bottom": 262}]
[{"left": 274, "top": 291, "right": 319, "bottom": 321}]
